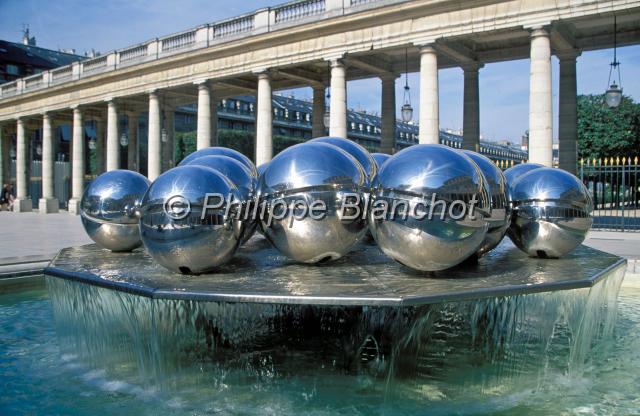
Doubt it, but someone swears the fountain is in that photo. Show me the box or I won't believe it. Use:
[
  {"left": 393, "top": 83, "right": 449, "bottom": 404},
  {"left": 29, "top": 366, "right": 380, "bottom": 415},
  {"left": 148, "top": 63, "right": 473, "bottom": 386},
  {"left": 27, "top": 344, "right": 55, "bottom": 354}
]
[{"left": 43, "top": 143, "right": 626, "bottom": 401}]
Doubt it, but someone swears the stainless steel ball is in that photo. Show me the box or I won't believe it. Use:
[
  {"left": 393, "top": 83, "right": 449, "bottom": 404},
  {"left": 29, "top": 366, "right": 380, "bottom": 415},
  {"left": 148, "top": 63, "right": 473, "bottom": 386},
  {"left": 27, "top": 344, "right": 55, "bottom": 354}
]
[
  {"left": 80, "top": 170, "right": 150, "bottom": 252},
  {"left": 257, "top": 163, "right": 269, "bottom": 176},
  {"left": 139, "top": 165, "right": 244, "bottom": 274},
  {"left": 507, "top": 167, "right": 593, "bottom": 258},
  {"left": 371, "top": 153, "right": 391, "bottom": 170},
  {"left": 369, "top": 144, "right": 490, "bottom": 271},
  {"left": 185, "top": 155, "right": 257, "bottom": 243},
  {"left": 257, "top": 142, "right": 368, "bottom": 263},
  {"left": 309, "top": 137, "right": 376, "bottom": 179},
  {"left": 463, "top": 150, "right": 510, "bottom": 257},
  {"left": 179, "top": 147, "right": 257, "bottom": 177},
  {"left": 503, "top": 163, "right": 544, "bottom": 192}
]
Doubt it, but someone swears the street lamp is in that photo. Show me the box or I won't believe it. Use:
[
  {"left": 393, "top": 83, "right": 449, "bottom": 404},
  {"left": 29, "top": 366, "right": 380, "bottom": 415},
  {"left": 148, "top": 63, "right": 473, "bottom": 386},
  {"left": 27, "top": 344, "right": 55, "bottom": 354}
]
[
  {"left": 401, "top": 48, "right": 413, "bottom": 122},
  {"left": 120, "top": 132, "right": 128, "bottom": 147},
  {"left": 605, "top": 15, "right": 623, "bottom": 108},
  {"left": 35, "top": 144, "right": 42, "bottom": 156},
  {"left": 88, "top": 137, "right": 96, "bottom": 150}
]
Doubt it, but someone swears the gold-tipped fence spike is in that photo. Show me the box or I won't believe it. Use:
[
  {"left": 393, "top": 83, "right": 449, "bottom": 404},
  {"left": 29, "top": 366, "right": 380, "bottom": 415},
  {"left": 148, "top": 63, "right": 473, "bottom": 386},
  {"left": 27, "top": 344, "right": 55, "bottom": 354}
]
[
  {"left": 616, "top": 156, "right": 620, "bottom": 165},
  {"left": 593, "top": 158, "right": 597, "bottom": 166},
  {"left": 635, "top": 156, "right": 639, "bottom": 165},
  {"left": 580, "top": 158, "right": 584, "bottom": 166}
]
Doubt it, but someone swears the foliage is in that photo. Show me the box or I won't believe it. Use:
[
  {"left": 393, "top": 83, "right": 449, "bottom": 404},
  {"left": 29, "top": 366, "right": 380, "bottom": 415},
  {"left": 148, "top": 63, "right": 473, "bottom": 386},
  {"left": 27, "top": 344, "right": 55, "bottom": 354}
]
[
  {"left": 174, "top": 129, "right": 307, "bottom": 165},
  {"left": 578, "top": 94, "right": 640, "bottom": 160}
]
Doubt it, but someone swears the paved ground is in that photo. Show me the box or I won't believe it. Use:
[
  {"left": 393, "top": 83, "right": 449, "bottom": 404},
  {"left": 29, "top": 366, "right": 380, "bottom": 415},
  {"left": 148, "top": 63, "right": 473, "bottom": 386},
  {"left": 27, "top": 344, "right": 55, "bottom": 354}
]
[
  {"left": 1, "top": 210, "right": 639, "bottom": 266},
  {"left": 0, "top": 211, "right": 90, "bottom": 260}
]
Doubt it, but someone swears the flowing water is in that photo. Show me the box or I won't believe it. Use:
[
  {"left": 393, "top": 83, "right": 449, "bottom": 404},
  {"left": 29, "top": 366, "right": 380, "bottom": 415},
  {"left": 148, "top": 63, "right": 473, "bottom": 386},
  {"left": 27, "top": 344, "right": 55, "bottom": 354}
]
[{"left": 1, "top": 270, "right": 638, "bottom": 415}]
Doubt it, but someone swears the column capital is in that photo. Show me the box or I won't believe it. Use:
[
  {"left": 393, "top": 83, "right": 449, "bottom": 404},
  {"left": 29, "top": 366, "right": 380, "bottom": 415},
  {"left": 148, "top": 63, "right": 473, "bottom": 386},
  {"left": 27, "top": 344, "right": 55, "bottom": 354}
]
[
  {"left": 418, "top": 44, "right": 437, "bottom": 54},
  {"left": 71, "top": 104, "right": 84, "bottom": 113},
  {"left": 529, "top": 26, "right": 551, "bottom": 38},
  {"left": 329, "top": 58, "right": 346, "bottom": 68},
  {"left": 379, "top": 72, "right": 400, "bottom": 82},
  {"left": 461, "top": 61, "right": 484, "bottom": 73},
  {"left": 194, "top": 79, "right": 210, "bottom": 88},
  {"left": 555, "top": 48, "right": 581, "bottom": 61},
  {"left": 256, "top": 71, "right": 272, "bottom": 80}
]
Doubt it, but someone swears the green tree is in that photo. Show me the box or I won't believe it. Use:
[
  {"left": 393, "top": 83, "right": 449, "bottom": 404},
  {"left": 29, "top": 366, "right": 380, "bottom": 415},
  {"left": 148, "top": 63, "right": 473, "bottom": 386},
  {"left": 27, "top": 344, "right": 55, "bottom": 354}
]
[
  {"left": 578, "top": 94, "right": 640, "bottom": 160},
  {"left": 174, "top": 129, "right": 309, "bottom": 165}
]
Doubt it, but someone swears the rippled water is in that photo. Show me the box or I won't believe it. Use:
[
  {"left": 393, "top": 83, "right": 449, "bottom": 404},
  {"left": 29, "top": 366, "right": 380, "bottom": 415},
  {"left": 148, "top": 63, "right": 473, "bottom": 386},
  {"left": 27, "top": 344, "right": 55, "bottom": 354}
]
[{"left": 1, "top": 276, "right": 639, "bottom": 415}]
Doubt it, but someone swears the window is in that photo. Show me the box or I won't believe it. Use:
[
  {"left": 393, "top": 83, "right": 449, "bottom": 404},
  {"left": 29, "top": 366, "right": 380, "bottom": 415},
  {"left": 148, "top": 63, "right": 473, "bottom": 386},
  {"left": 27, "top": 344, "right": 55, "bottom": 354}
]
[{"left": 6, "top": 64, "right": 19, "bottom": 75}]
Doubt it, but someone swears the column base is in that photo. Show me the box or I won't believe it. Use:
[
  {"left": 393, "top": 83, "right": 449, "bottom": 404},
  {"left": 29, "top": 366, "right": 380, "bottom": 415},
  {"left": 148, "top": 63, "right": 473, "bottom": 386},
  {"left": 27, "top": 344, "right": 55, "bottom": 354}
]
[
  {"left": 68, "top": 199, "right": 81, "bottom": 215},
  {"left": 39, "top": 198, "right": 60, "bottom": 214},
  {"left": 13, "top": 198, "right": 33, "bottom": 213}
]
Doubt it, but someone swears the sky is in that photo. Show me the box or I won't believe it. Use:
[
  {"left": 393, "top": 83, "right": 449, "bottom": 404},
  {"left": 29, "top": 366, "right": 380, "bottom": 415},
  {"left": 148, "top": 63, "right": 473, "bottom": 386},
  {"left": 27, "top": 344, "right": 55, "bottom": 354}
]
[{"left": 1, "top": 0, "right": 638, "bottom": 144}]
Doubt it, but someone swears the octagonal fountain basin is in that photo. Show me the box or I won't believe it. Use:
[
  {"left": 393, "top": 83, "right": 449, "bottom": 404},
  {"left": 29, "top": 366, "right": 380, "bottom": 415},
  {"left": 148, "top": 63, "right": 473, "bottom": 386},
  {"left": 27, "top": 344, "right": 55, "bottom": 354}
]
[{"left": 43, "top": 237, "right": 626, "bottom": 413}]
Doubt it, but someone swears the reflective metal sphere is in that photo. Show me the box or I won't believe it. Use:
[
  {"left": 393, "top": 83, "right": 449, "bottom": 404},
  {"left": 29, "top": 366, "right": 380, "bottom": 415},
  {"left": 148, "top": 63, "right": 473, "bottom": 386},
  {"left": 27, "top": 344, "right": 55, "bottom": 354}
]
[
  {"left": 369, "top": 144, "right": 490, "bottom": 271},
  {"left": 258, "top": 142, "right": 368, "bottom": 263},
  {"left": 257, "top": 163, "right": 269, "bottom": 176},
  {"left": 503, "top": 163, "right": 544, "bottom": 191},
  {"left": 371, "top": 153, "right": 391, "bottom": 170},
  {"left": 139, "top": 165, "right": 244, "bottom": 274},
  {"left": 462, "top": 150, "right": 510, "bottom": 257},
  {"left": 80, "top": 170, "right": 150, "bottom": 252},
  {"left": 309, "top": 136, "right": 376, "bottom": 179},
  {"left": 179, "top": 147, "right": 257, "bottom": 177},
  {"left": 185, "top": 155, "right": 257, "bottom": 243},
  {"left": 507, "top": 167, "right": 593, "bottom": 258}
]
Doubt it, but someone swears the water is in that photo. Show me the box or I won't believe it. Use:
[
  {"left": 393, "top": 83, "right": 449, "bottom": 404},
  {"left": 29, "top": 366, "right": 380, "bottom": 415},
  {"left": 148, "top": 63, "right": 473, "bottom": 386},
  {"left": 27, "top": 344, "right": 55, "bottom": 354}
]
[{"left": 1, "top": 273, "right": 638, "bottom": 415}]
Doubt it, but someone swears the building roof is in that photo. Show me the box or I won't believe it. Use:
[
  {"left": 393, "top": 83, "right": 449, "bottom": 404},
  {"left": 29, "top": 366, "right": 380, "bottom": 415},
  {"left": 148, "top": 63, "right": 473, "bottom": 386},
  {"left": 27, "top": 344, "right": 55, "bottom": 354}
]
[{"left": 0, "top": 40, "right": 84, "bottom": 69}]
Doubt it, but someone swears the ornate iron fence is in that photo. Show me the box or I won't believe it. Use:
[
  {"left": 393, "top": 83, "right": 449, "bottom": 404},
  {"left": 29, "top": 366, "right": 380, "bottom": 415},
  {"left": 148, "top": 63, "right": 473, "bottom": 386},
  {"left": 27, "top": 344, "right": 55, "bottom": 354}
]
[{"left": 580, "top": 157, "right": 640, "bottom": 232}]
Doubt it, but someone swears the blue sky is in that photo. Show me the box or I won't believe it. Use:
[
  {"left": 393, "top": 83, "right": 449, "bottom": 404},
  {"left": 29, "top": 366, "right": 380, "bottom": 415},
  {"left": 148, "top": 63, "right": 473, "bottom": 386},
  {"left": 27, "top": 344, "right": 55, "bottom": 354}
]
[{"left": 1, "top": 0, "right": 638, "bottom": 143}]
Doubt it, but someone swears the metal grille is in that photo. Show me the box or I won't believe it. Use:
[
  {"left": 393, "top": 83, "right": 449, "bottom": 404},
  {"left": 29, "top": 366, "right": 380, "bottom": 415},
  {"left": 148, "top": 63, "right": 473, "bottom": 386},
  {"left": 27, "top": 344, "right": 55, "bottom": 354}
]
[{"left": 580, "top": 157, "right": 640, "bottom": 232}]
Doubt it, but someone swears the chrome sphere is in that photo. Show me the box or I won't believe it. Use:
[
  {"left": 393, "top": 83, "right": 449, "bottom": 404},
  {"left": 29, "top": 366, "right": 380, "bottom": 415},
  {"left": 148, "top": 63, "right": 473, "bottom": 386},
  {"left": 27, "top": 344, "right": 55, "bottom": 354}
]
[
  {"left": 507, "top": 167, "right": 593, "bottom": 258},
  {"left": 179, "top": 147, "right": 257, "bottom": 177},
  {"left": 258, "top": 142, "right": 368, "bottom": 263},
  {"left": 503, "top": 163, "right": 544, "bottom": 191},
  {"left": 80, "top": 170, "right": 150, "bottom": 252},
  {"left": 139, "top": 165, "right": 244, "bottom": 274},
  {"left": 371, "top": 153, "right": 391, "bottom": 170},
  {"left": 309, "top": 137, "right": 376, "bottom": 179},
  {"left": 369, "top": 144, "right": 490, "bottom": 271},
  {"left": 185, "top": 155, "right": 257, "bottom": 243},
  {"left": 257, "top": 163, "right": 269, "bottom": 176},
  {"left": 463, "top": 150, "right": 510, "bottom": 256}
]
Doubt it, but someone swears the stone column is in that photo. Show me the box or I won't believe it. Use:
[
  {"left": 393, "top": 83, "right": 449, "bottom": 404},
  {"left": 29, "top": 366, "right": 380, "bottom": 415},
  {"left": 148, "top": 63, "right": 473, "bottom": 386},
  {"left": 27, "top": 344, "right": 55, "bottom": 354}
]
[
  {"left": 162, "top": 106, "right": 175, "bottom": 172},
  {"left": 196, "top": 81, "right": 212, "bottom": 150},
  {"left": 256, "top": 72, "right": 273, "bottom": 166},
  {"left": 312, "top": 85, "right": 325, "bottom": 138},
  {"left": 127, "top": 112, "right": 138, "bottom": 172},
  {"left": 0, "top": 125, "right": 5, "bottom": 189},
  {"left": 39, "top": 113, "right": 59, "bottom": 213},
  {"left": 211, "top": 96, "right": 218, "bottom": 146},
  {"left": 558, "top": 50, "right": 580, "bottom": 174},
  {"left": 68, "top": 107, "right": 84, "bottom": 214},
  {"left": 148, "top": 91, "right": 162, "bottom": 181},
  {"left": 95, "top": 115, "right": 105, "bottom": 174},
  {"left": 329, "top": 59, "right": 347, "bottom": 139},
  {"left": 14, "top": 118, "right": 32, "bottom": 212},
  {"left": 126, "top": 114, "right": 138, "bottom": 172},
  {"left": 106, "top": 100, "right": 120, "bottom": 171},
  {"left": 419, "top": 45, "right": 440, "bottom": 144},
  {"left": 380, "top": 74, "right": 397, "bottom": 154},
  {"left": 528, "top": 27, "right": 553, "bottom": 167},
  {"left": 462, "top": 63, "right": 482, "bottom": 151}
]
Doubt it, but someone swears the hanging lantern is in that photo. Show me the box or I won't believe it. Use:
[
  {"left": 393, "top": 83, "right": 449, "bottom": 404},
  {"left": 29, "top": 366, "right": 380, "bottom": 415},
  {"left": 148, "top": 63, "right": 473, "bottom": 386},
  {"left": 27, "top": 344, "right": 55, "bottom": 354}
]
[
  {"left": 36, "top": 144, "right": 42, "bottom": 156},
  {"left": 161, "top": 128, "right": 168, "bottom": 143},
  {"left": 88, "top": 137, "right": 96, "bottom": 150},
  {"left": 10, "top": 147, "right": 16, "bottom": 158},
  {"left": 605, "top": 15, "right": 623, "bottom": 108},
  {"left": 120, "top": 132, "right": 128, "bottom": 147},
  {"left": 400, "top": 48, "right": 413, "bottom": 122}
]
